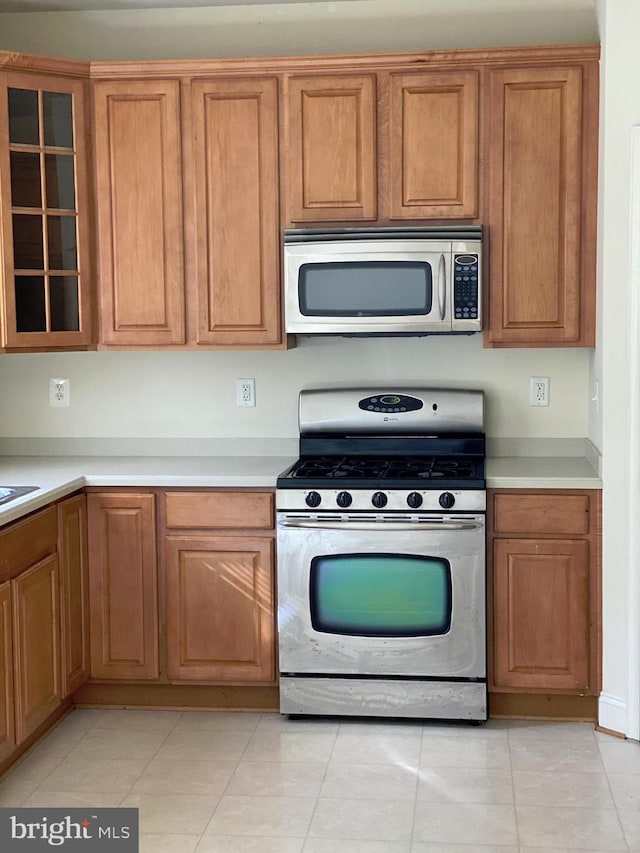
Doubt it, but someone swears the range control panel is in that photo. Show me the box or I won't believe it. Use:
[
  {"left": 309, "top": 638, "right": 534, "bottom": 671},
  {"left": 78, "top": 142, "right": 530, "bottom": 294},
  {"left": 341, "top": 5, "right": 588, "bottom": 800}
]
[
  {"left": 358, "top": 393, "right": 424, "bottom": 414},
  {"left": 453, "top": 254, "right": 480, "bottom": 322}
]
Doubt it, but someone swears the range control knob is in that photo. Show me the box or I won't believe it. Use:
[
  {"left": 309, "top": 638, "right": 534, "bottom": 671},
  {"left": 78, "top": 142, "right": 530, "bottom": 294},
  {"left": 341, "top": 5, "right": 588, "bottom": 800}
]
[
  {"left": 305, "top": 491, "right": 321, "bottom": 508},
  {"left": 336, "top": 491, "right": 353, "bottom": 508},
  {"left": 407, "top": 491, "right": 423, "bottom": 509},
  {"left": 439, "top": 491, "right": 456, "bottom": 509},
  {"left": 371, "top": 491, "right": 388, "bottom": 509}
]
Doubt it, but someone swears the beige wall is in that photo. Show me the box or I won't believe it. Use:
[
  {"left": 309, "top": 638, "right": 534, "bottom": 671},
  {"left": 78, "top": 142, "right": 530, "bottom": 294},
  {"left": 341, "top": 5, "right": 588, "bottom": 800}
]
[
  {"left": 0, "top": 0, "right": 597, "bottom": 61},
  {"left": 0, "top": 338, "right": 589, "bottom": 441}
]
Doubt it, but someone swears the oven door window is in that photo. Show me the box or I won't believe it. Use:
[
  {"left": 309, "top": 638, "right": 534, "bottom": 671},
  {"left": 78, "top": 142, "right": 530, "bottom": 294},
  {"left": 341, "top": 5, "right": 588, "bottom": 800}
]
[
  {"left": 310, "top": 553, "right": 451, "bottom": 637},
  {"left": 298, "top": 262, "right": 432, "bottom": 317}
]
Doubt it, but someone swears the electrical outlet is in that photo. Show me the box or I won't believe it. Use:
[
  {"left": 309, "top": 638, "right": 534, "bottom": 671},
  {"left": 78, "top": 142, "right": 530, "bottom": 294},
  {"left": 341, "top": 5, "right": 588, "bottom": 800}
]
[
  {"left": 237, "top": 378, "right": 256, "bottom": 407},
  {"left": 530, "top": 376, "right": 550, "bottom": 407},
  {"left": 49, "top": 378, "right": 70, "bottom": 407}
]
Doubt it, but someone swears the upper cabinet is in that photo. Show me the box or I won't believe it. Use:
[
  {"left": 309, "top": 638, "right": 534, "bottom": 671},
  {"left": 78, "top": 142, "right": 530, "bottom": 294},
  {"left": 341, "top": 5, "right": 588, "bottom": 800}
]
[
  {"left": 485, "top": 62, "right": 598, "bottom": 347},
  {"left": 91, "top": 73, "right": 283, "bottom": 349},
  {"left": 0, "top": 46, "right": 599, "bottom": 352},
  {"left": 385, "top": 70, "right": 479, "bottom": 220},
  {"left": 284, "top": 69, "right": 479, "bottom": 224},
  {"left": 0, "top": 67, "right": 93, "bottom": 349},
  {"left": 190, "top": 77, "right": 281, "bottom": 346},
  {"left": 93, "top": 79, "right": 186, "bottom": 346},
  {"left": 286, "top": 74, "right": 377, "bottom": 222}
]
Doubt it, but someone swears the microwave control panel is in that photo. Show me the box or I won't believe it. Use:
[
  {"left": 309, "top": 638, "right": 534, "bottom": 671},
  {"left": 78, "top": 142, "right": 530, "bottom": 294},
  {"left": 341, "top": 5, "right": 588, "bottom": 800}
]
[{"left": 453, "top": 254, "right": 480, "bottom": 321}]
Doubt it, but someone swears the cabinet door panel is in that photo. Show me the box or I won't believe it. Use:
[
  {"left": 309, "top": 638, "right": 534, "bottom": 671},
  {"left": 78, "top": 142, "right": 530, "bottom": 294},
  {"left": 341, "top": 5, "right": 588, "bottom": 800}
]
[
  {"left": 487, "top": 66, "right": 585, "bottom": 345},
  {"left": 286, "top": 75, "right": 376, "bottom": 222},
  {"left": 88, "top": 494, "right": 158, "bottom": 680},
  {"left": 0, "top": 71, "right": 92, "bottom": 349},
  {"left": 12, "top": 554, "right": 61, "bottom": 743},
  {"left": 166, "top": 535, "right": 274, "bottom": 682},
  {"left": 493, "top": 538, "right": 589, "bottom": 690},
  {"left": 0, "top": 582, "right": 14, "bottom": 762},
  {"left": 93, "top": 80, "right": 185, "bottom": 345},
  {"left": 192, "top": 77, "right": 280, "bottom": 345},
  {"left": 58, "top": 495, "right": 89, "bottom": 696},
  {"left": 387, "top": 71, "right": 478, "bottom": 219}
]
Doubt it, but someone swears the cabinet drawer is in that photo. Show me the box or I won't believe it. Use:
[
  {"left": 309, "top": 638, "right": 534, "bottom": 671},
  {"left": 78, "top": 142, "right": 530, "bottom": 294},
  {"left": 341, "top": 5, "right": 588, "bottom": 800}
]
[
  {"left": 493, "top": 493, "right": 591, "bottom": 536},
  {"left": 0, "top": 507, "right": 57, "bottom": 581},
  {"left": 165, "top": 491, "right": 274, "bottom": 530}
]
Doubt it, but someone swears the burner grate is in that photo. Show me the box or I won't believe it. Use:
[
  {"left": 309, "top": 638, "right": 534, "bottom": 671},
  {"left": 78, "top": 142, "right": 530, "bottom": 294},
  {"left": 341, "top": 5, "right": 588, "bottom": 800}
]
[{"left": 289, "top": 455, "right": 477, "bottom": 482}]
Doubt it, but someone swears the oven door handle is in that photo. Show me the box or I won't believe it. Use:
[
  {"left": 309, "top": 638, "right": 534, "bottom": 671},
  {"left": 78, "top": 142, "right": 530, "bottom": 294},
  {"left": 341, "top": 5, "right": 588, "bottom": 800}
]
[{"left": 279, "top": 520, "right": 481, "bottom": 531}]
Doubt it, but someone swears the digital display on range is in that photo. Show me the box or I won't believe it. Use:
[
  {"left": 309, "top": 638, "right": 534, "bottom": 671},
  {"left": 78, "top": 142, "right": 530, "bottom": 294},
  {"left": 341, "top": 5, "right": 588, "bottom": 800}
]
[{"left": 358, "top": 394, "right": 424, "bottom": 414}]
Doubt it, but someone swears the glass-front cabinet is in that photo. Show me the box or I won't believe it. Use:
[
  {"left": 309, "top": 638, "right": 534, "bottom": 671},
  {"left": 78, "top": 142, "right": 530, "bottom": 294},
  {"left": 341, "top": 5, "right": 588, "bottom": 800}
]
[{"left": 0, "top": 72, "right": 92, "bottom": 348}]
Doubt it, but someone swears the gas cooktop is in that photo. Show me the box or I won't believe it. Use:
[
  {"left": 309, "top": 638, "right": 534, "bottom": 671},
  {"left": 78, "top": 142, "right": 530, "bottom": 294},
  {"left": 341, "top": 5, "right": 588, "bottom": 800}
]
[{"left": 278, "top": 454, "right": 484, "bottom": 490}]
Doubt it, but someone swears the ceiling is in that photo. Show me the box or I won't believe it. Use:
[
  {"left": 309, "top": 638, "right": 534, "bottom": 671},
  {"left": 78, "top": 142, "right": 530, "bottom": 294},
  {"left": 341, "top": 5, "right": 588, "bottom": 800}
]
[{"left": 0, "top": 0, "right": 355, "bottom": 10}]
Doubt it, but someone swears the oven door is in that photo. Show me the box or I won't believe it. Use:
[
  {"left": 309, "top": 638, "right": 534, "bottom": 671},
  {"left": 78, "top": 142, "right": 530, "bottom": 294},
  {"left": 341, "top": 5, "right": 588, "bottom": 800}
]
[{"left": 277, "top": 512, "right": 485, "bottom": 679}]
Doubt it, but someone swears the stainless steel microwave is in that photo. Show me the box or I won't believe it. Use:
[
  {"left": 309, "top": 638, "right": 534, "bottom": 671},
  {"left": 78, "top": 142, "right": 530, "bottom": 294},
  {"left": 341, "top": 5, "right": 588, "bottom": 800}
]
[{"left": 284, "top": 226, "right": 482, "bottom": 336}]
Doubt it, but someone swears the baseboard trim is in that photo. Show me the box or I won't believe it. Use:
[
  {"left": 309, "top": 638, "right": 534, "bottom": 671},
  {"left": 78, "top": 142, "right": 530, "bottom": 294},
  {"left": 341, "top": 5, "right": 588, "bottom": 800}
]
[
  {"left": 598, "top": 692, "right": 628, "bottom": 737},
  {"left": 73, "top": 681, "right": 280, "bottom": 711},
  {"left": 489, "top": 692, "right": 598, "bottom": 720}
]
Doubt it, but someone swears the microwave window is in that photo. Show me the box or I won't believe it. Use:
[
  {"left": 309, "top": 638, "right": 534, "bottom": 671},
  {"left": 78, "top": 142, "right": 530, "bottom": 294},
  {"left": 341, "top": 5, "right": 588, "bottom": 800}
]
[
  {"left": 310, "top": 552, "right": 452, "bottom": 638},
  {"left": 298, "top": 261, "right": 432, "bottom": 317}
]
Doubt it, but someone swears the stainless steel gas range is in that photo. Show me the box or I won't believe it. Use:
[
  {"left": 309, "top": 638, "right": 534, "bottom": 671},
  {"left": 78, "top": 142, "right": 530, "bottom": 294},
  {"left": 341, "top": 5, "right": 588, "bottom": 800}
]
[{"left": 276, "top": 387, "right": 487, "bottom": 722}]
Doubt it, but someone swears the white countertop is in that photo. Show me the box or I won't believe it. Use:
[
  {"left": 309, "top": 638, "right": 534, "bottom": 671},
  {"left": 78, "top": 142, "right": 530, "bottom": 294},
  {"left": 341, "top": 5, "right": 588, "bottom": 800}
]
[
  {"left": 0, "top": 455, "right": 295, "bottom": 526},
  {"left": 0, "top": 452, "right": 602, "bottom": 528},
  {"left": 486, "top": 455, "right": 601, "bottom": 490}
]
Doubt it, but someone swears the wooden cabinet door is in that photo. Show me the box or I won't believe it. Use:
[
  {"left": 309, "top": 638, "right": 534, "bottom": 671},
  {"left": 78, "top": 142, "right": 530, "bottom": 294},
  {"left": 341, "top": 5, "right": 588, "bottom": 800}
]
[
  {"left": 0, "top": 71, "right": 93, "bottom": 349},
  {"left": 12, "top": 554, "right": 61, "bottom": 743},
  {"left": 492, "top": 538, "right": 590, "bottom": 691},
  {"left": 0, "top": 582, "right": 15, "bottom": 762},
  {"left": 386, "top": 71, "right": 478, "bottom": 219},
  {"left": 87, "top": 493, "right": 159, "bottom": 680},
  {"left": 286, "top": 74, "right": 377, "bottom": 222},
  {"left": 93, "top": 79, "right": 185, "bottom": 345},
  {"left": 191, "top": 77, "right": 281, "bottom": 346},
  {"left": 486, "top": 65, "right": 595, "bottom": 346},
  {"left": 58, "top": 495, "right": 89, "bottom": 696},
  {"left": 165, "top": 535, "right": 275, "bottom": 682}
]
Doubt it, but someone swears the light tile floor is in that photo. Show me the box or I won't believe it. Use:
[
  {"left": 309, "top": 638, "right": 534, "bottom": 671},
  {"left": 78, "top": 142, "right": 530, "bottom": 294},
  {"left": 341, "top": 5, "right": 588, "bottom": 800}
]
[{"left": 0, "top": 709, "right": 638, "bottom": 851}]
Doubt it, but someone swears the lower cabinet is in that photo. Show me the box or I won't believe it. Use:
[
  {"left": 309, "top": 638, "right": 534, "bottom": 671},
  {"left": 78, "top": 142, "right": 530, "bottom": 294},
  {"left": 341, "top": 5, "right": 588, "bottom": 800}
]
[
  {"left": 58, "top": 495, "right": 90, "bottom": 696},
  {"left": 85, "top": 488, "right": 276, "bottom": 688},
  {"left": 87, "top": 493, "right": 159, "bottom": 680},
  {"left": 0, "top": 582, "right": 14, "bottom": 763},
  {"left": 0, "top": 506, "right": 62, "bottom": 757},
  {"left": 164, "top": 490, "right": 276, "bottom": 683},
  {"left": 165, "top": 534, "right": 275, "bottom": 682},
  {"left": 12, "top": 554, "right": 61, "bottom": 743},
  {"left": 489, "top": 490, "right": 600, "bottom": 708}
]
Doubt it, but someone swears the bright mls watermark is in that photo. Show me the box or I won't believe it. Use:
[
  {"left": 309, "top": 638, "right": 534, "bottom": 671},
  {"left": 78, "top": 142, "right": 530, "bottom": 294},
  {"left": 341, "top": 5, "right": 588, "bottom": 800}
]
[{"left": 0, "top": 808, "right": 138, "bottom": 850}]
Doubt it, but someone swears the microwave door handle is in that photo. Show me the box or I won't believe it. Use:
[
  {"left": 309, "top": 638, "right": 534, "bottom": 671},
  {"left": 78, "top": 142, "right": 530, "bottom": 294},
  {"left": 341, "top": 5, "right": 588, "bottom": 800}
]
[{"left": 437, "top": 254, "right": 446, "bottom": 320}]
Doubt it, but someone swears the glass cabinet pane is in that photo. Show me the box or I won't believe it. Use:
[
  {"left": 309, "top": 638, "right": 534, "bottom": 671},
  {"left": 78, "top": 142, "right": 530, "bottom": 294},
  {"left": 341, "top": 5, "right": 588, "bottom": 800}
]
[
  {"left": 12, "top": 214, "right": 44, "bottom": 268},
  {"left": 43, "top": 91, "right": 73, "bottom": 148},
  {"left": 6, "top": 81, "right": 84, "bottom": 342},
  {"left": 15, "top": 276, "right": 46, "bottom": 332},
  {"left": 50, "top": 276, "right": 79, "bottom": 331},
  {"left": 8, "top": 88, "right": 39, "bottom": 145},
  {"left": 10, "top": 151, "right": 42, "bottom": 207},
  {"left": 44, "top": 154, "right": 75, "bottom": 209},
  {"left": 48, "top": 216, "right": 77, "bottom": 269}
]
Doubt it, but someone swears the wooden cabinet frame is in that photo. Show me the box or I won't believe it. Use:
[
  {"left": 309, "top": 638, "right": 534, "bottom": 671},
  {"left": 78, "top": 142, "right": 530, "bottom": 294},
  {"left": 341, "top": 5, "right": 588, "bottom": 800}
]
[
  {"left": 487, "top": 489, "right": 601, "bottom": 713},
  {"left": 0, "top": 64, "right": 94, "bottom": 351},
  {"left": 161, "top": 489, "right": 276, "bottom": 685}
]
